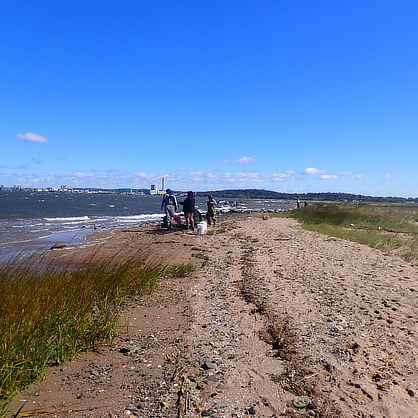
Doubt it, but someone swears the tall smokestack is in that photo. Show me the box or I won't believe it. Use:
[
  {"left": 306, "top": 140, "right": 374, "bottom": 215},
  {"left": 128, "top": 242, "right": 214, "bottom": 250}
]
[{"left": 161, "top": 177, "right": 165, "bottom": 191}]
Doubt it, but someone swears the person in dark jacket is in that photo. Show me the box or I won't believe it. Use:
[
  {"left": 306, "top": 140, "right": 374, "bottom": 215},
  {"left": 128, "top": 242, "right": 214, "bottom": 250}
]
[{"left": 182, "top": 191, "right": 196, "bottom": 230}]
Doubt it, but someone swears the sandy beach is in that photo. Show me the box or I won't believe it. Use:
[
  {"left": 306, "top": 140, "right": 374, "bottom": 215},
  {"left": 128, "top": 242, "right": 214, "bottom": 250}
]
[{"left": 7, "top": 212, "right": 418, "bottom": 418}]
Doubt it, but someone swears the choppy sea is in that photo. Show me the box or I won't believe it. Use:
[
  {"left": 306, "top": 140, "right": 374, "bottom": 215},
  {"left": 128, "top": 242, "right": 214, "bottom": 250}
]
[{"left": 0, "top": 191, "right": 295, "bottom": 261}]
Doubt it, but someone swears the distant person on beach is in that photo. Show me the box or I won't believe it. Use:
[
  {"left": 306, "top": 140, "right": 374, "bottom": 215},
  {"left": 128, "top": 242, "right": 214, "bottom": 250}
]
[
  {"left": 161, "top": 189, "right": 178, "bottom": 231},
  {"left": 206, "top": 195, "right": 217, "bottom": 226},
  {"left": 182, "top": 191, "right": 196, "bottom": 231}
]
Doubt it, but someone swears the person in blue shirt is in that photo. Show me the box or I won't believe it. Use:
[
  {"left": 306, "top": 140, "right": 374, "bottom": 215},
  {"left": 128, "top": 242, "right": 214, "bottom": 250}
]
[{"left": 161, "top": 189, "right": 178, "bottom": 230}]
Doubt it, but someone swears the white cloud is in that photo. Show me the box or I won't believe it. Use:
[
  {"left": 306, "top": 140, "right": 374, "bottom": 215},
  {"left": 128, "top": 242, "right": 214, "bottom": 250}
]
[
  {"left": 272, "top": 171, "right": 295, "bottom": 181},
  {"left": 189, "top": 171, "right": 205, "bottom": 176},
  {"left": 320, "top": 174, "right": 338, "bottom": 180},
  {"left": 234, "top": 156, "right": 254, "bottom": 165},
  {"left": 235, "top": 172, "right": 262, "bottom": 182},
  {"left": 132, "top": 173, "right": 170, "bottom": 185},
  {"left": 99, "top": 173, "right": 121, "bottom": 182},
  {"left": 212, "top": 170, "right": 296, "bottom": 185},
  {"left": 215, "top": 158, "right": 230, "bottom": 163},
  {"left": 133, "top": 172, "right": 150, "bottom": 179},
  {"left": 206, "top": 173, "right": 216, "bottom": 178},
  {"left": 72, "top": 172, "right": 93, "bottom": 178},
  {"left": 302, "top": 167, "right": 321, "bottom": 175},
  {"left": 384, "top": 173, "right": 393, "bottom": 180},
  {"left": 353, "top": 174, "right": 364, "bottom": 180},
  {"left": 16, "top": 133, "right": 49, "bottom": 143},
  {"left": 340, "top": 171, "right": 352, "bottom": 176}
]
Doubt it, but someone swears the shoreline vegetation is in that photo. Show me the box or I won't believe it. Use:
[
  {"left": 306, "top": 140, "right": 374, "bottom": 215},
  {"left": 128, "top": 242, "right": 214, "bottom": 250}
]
[
  {"left": 1, "top": 202, "right": 418, "bottom": 415},
  {"left": 0, "top": 248, "right": 194, "bottom": 415},
  {"left": 1, "top": 188, "right": 417, "bottom": 203},
  {"left": 284, "top": 202, "right": 418, "bottom": 262},
  {"left": 204, "top": 189, "right": 418, "bottom": 204}
]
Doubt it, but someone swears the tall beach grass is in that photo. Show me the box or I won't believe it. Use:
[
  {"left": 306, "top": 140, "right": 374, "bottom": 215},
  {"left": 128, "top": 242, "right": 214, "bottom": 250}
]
[
  {"left": 0, "top": 252, "right": 194, "bottom": 414},
  {"left": 282, "top": 203, "right": 418, "bottom": 262}
]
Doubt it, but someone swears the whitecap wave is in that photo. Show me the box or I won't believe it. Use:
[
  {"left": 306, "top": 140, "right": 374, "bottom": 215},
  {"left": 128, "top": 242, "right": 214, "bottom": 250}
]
[
  {"left": 43, "top": 216, "right": 91, "bottom": 222},
  {"left": 115, "top": 213, "right": 163, "bottom": 223}
]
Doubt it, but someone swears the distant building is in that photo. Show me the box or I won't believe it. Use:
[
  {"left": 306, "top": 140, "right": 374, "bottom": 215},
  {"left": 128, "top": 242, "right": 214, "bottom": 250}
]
[
  {"left": 150, "top": 177, "right": 167, "bottom": 195},
  {"left": 150, "top": 184, "right": 160, "bottom": 195}
]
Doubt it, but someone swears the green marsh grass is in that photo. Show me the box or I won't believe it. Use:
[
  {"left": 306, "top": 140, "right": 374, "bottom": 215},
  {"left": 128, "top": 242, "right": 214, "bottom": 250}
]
[
  {"left": 163, "top": 263, "right": 195, "bottom": 277},
  {"left": 0, "top": 255, "right": 194, "bottom": 414},
  {"left": 206, "top": 227, "right": 226, "bottom": 236},
  {"left": 282, "top": 203, "right": 418, "bottom": 261}
]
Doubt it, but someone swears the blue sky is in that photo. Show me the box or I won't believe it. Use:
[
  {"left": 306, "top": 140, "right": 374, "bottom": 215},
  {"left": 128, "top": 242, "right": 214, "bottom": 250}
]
[{"left": 1, "top": 1, "right": 417, "bottom": 197}]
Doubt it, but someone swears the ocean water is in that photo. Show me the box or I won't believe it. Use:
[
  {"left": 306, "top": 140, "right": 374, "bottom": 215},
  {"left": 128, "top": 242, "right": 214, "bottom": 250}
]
[{"left": 0, "top": 191, "right": 295, "bottom": 260}]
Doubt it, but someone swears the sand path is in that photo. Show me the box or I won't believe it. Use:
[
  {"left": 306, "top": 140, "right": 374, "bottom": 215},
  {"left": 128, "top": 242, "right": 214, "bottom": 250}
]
[{"left": 8, "top": 214, "right": 418, "bottom": 417}]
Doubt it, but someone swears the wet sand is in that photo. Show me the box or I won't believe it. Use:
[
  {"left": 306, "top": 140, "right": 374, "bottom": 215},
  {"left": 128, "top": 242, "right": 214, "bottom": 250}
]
[{"left": 0, "top": 228, "right": 94, "bottom": 263}]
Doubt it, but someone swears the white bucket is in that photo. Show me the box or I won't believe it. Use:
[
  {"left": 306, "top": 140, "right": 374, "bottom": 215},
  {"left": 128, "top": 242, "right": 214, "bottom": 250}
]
[{"left": 197, "top": 221, "right": 207, "bottom": 235}]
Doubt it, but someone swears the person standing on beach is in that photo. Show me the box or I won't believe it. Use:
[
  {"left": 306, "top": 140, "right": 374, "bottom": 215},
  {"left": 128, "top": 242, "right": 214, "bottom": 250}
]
[
  {"left": 206, "top": 195, "right": 217, "bottom": 226},
  {"left": 182, "top": 191, "right": 196, "bottom": 231},
  {"left": 161, "top": 189, "right": 178, "bottom": 231}
]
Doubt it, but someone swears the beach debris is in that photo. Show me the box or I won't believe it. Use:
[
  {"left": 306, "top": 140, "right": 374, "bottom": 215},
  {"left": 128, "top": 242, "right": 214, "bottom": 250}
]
[
  {"left": 125, "top": 403, "right": 140, "bottom": 415},
  {"left": 201, "top": 361, "right": 216, "bottom": 370},
  {"left": 50, "top": 242, "right": 66, "bottom": 249},
  {"left": 293, "top": 395, "right": 311, "bottom": 409},
  {"left": 245, "top": 405, "right": 257, "bottom": 415},
  {"left": 119, "top": 345, "right": 138, "bottom": 354}
]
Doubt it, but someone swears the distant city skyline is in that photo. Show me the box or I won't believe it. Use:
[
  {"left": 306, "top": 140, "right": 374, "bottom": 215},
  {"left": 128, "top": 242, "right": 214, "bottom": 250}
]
[{"left": 1, "top": 1, "right": 417, "bottom": 198}]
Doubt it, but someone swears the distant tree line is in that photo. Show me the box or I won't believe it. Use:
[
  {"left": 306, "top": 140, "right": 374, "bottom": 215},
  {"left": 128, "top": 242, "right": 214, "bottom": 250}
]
[
  {"left": 199, "top": 189, "right": 418, "bottom": 204},
  {"left": 3, "top": 187, "right": 416, "bottom": 203}
]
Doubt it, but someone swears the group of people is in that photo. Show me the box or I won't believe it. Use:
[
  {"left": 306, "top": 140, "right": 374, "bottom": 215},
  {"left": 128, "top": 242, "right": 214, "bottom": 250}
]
[
  {"left": 296, "top": 199, "right": 308, "bottom": 208},
  {"left": 160, "top": 189, "right": 216, "bottom": 231}
]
